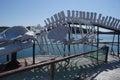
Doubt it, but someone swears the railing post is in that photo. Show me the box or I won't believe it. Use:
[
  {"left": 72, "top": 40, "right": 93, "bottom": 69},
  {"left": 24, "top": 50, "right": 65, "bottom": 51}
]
[
  {"left": 6, "top": 55, "right": 9, "bottom": 61},
  {"left": 68, "top": 23, "right": 71, "bottom": 56},
  {"left": 11, "top": 52, "right": 17, "bottom": 61},
  {"left": 97, "top": 26, "right": 99, "bottom": 64},
  {"left": 33, "top": 41, "right": 35, "bottom": 64},
  {"left": 102, "top": 45, "right": 109, "bottom": 63},
  {"left": 50, "top": 63, "right": 55, "bottom": 80},
  {"left": 105, "top": 46, "right": 109, "bottom": 63},
  {"left": 118, "top": 33, "right": 119, "bottom": 57}
]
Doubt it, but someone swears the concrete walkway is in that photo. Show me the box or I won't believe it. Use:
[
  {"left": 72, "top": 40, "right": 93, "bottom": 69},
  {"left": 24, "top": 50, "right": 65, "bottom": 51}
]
[
  {"left": 1, "top": 54, "right": 120, "bottom": 80},
  {"left": 88, "top": 54, "right": 120, "bottom": 80}
]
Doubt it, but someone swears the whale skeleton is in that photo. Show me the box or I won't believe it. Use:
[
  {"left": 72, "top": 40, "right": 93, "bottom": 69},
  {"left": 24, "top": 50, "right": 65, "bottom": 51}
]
[
  {"left": 44, "top": 10, "right": 120, "bottom": 32},
  {"left": 0, "top": 26, "right": 37, "bottom": 56},
  {"left": 31, "top": 10, "right": 120, "bottom": 55}
]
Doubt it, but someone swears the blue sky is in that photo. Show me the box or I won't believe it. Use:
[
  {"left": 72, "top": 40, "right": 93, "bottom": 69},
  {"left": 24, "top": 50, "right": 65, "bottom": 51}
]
[{"left": 0, "top": 0, "right": 120, "bottom": 27}]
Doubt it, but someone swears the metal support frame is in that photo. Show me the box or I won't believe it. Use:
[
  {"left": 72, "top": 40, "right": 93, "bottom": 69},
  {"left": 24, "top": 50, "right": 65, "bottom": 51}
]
[
  {"left": 68, "top": 23, "right": 71, "bottom": 56},
  {"left": 110, "top": 32, "right": 115, "bottom": 54},
  {"left": 97, "top": 26, "right": 99, "bottom": 64}
]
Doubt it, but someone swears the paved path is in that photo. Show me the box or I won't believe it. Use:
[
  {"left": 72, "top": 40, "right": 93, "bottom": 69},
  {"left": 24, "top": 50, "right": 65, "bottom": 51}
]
[
  {"left": 18, "top": 54, "right": 120, "bottom": 80},
  {"left": 89, "top": 54, "right": 120, "bottom": 80}
]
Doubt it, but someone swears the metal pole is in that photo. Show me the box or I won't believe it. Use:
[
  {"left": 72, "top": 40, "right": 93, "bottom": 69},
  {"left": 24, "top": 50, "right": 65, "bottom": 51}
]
[
  {"left": 111, "top": 32, "right": 115, "bottom": 55},
  {"left": 118, "top": 33, "right": 119, "bottom": 57},
  {"left": 11, "top": 52, "right": 17, "bottom": 62},
  {"left": 68, "top": 23, "right": 71, "bottom": 56},
  {"left": 33, "top": 41, "right": 35, "bottom": 64},
  {"left": 97, "top": 26, "right": 99, "bottom": 64},
  {"left": 50, "top": 63, "right": 55, "bottom": 80},
  {"left": 6, "top": 55, "right": 9, "bottom": 61},
  {"left": 104, "top": 46, "right": 109, "bottom": 63}
]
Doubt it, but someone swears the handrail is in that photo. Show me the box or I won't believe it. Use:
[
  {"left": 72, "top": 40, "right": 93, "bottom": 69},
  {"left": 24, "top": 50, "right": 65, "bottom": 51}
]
[{"left": 0, "top": 46, "right": 109, "bottom": 78}]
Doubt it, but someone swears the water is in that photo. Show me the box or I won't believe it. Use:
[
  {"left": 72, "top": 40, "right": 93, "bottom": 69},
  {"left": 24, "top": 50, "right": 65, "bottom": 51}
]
[
  {"left": 0, "top": 34, "right": 119, "bottom": 63},
  {"left": 99, "top": 34, "right": 118, "bottom": 42},
  {"left": 99, "top": 34, "right": 119, "bottom": 52}
]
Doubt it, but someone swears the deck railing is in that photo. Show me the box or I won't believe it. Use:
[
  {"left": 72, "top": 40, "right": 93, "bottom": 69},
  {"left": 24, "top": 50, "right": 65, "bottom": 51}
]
[{"left": 0, "top": 45, "right": 109, "bottom": 80}]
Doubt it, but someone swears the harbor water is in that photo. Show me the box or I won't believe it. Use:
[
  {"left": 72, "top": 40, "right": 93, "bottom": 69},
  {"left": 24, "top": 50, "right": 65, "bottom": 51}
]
[{"left": 0, "top": 34, "right": 119, "bottom": 63}]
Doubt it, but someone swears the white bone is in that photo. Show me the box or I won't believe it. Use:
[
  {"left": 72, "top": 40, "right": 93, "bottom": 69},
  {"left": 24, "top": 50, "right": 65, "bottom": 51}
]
[
  {"left": 107, "top": 16, "right": 112, "bottom": 27},
  {"left": 50, "top": 16, "right": 55, "bottom": 26},
  {"left": 90, "top": 12, "right": 93, "bottom": 22},
  {"left": 72, "top": 10, "right": 75, "bottom": 17},
  {"left": 101, "top": 17, "right": 105, "bottom": 25},
  {"left": 47, "top": 18, "right": 51, "bottom": 24},
  {"left": 82, "top": 11, "right": 85, "bottom": 19},
  {"left": 44, "top": 20, "right": 48, "bottom": 26},
  {"left": 76, "top": 11, "right": 79, "bottom": 18},
  {"left": 112, "top": 18, "right": 117, "bottom": 28},
  {"left": 86, "top": 12, "right": 90, "bottom": 20},
  {"left": 58, "top": 12, "right": 62, "bottom": 20},
  {"left": 93, "top": 13, "right": 97, "bottom": 23},
  {"left": 67, "top": 10, "right": 71, "bottom": 21},
  {"left": 79, "top": 11, "right": 82, "bottom": 19},
  {"left": 115, "top": 20, "right": 120, "bottom": 28},
  {"left": 103, "top": 16, "right": 108, "bottom": 26},
  {"left": 51, "top": 16, "right": 55, "bottom": 23},
  {"left": 97, "top": 14, "right": 102, "bottom": 24},
  {"left": 54, "top": 14, "right": 59, "bottom": 22},
  {"left": 110, "top": 17, "right": 115, "bottom": 27},
  {"left": 60, "top": 11, "right": 66, "bottom": 21},
  {"left": 0, "top": 26, "right": 36, "bottom": 56}
]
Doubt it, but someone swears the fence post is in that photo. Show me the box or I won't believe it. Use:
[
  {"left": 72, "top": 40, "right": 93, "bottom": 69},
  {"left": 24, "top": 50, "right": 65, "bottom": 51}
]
[
  {"left": 50, "top": 63, "right": 55, "bottom": 80},
  {"left": 33, "top": 41, "right": 35, "bottom": 64},
  {"left": 105, "top": 46, "right": 109, "bottom": 63},
  {"left": 6, "top": 55, "right": 9, "bottom": 61},
  {"left": 101, "top": 45, "right": 109, "bottom": 63}
]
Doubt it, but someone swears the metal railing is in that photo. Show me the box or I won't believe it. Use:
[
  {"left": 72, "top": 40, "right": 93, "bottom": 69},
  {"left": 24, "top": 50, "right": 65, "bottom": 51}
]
[{"left": 0, "top": 45, "right": 109, "bottom": 80}]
